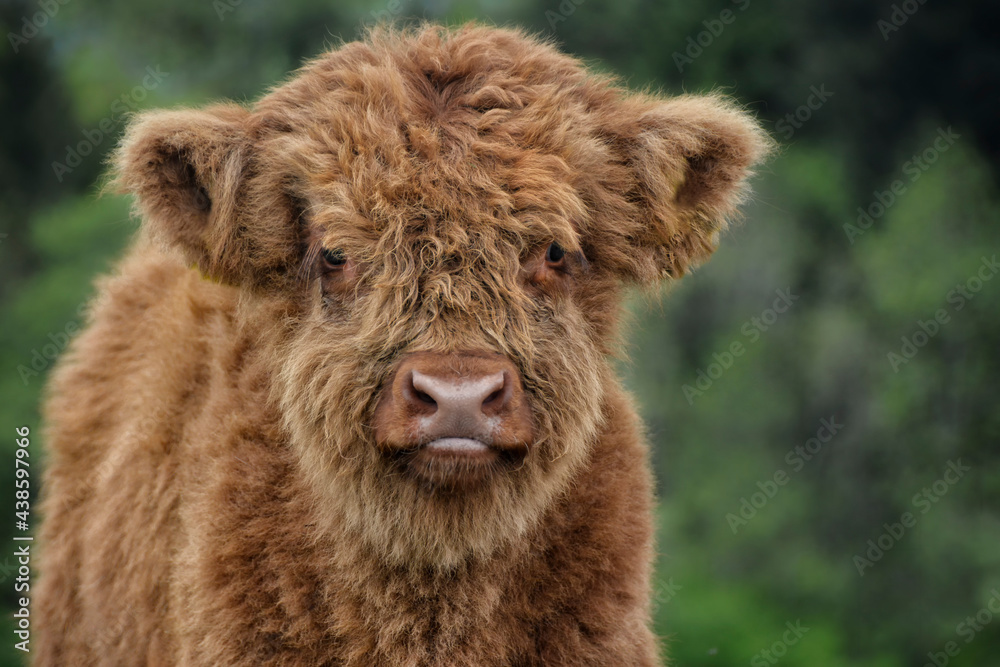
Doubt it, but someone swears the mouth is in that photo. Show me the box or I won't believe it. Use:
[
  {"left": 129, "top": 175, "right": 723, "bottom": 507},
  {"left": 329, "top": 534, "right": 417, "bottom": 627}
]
[
  {"left": 389, "top": 437, "right": 528, "bottom": 489},
  {"left": 423, "top": 437, "right": 494, "bottom": 458}
]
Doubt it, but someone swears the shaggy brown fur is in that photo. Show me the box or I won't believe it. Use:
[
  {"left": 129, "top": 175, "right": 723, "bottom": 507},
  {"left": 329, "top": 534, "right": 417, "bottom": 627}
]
[{"left": 35, "top": 23, "right": 770, "bottom": 666}]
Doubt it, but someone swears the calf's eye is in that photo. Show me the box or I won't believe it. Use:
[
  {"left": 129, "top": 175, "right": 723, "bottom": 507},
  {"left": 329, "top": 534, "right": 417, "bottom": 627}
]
[
  {"left": 322, "top": 248, "right": 347, "bottom": 269},
  {"left": 545, "top": 242, "right": 566, "bottom": 266}
]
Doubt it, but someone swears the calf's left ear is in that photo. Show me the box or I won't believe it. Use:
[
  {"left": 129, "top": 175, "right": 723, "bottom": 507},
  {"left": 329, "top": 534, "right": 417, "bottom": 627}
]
[
  {"left": 602, "top": 94, "right": 773, "bottom": 282},
  {"left": 112, "top": 104, "right": 295, "bottom": 286}
]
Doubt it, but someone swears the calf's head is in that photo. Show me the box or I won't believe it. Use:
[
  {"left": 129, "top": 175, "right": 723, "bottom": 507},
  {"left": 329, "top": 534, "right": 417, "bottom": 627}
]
[{"left": 114, "top": 25, "right": 771, "bottom": 568}]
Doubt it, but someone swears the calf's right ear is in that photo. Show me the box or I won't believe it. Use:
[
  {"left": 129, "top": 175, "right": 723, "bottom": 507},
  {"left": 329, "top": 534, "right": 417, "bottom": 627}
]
[
  {"left": 592, "top": 93, "right": 773, "bottom": 284},
  {"left": 112, "top": 104, "right": 275, "bottom": 285}
]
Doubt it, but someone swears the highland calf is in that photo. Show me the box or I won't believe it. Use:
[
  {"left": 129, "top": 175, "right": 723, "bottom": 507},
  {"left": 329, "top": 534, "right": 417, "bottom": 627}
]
[{"left": 36, "top": 24, "right": 770, "bottom": 666}]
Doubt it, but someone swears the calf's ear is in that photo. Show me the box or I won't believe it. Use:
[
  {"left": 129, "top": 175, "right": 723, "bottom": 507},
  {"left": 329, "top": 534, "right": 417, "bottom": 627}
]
[
  {"left": 601, "top": 94, "right": 773, "bottom": 282},
  {"left": 111, "top": 104, "right": 270, "bottom": 285}
]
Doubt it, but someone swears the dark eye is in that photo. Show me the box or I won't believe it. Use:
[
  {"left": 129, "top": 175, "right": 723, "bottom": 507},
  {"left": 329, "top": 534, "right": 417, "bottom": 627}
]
[
  {"left": 321, "top": 248, "right": 347, "bottom": 269},
  {"left": 545, "top": 242, "right": 566, "bottom": 265}
]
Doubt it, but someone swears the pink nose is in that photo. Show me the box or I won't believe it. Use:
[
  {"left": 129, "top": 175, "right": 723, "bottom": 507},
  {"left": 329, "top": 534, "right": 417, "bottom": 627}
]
[
  {"left": 403, "top": 369, "right": 511, "bottom": 439},
  {"left": 372, "top": 351, "right": 535, "bottom": 452}
]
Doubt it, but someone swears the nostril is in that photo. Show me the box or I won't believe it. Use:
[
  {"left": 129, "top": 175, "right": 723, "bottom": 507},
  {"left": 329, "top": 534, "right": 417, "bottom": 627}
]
[
  {"left": 408, "top": 370, "right": 441, "bottom": 412},
  {"left": 402, "top": 370, "right": 439, "bottom": 413},
  {"left": 480, "top": 371, "right": 510, "bottom": 412}
]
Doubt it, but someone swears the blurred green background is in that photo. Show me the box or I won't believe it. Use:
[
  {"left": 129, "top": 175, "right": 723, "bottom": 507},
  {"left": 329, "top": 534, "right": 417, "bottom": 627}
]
[{"left": 1, "top": 0, "right": 998, "bottom": 664}]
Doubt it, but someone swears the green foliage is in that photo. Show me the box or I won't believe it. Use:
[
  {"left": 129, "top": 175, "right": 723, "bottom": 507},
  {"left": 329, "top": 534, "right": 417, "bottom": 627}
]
[{"left": 1, "top": 0, "right": 997, "bottom": 664}]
